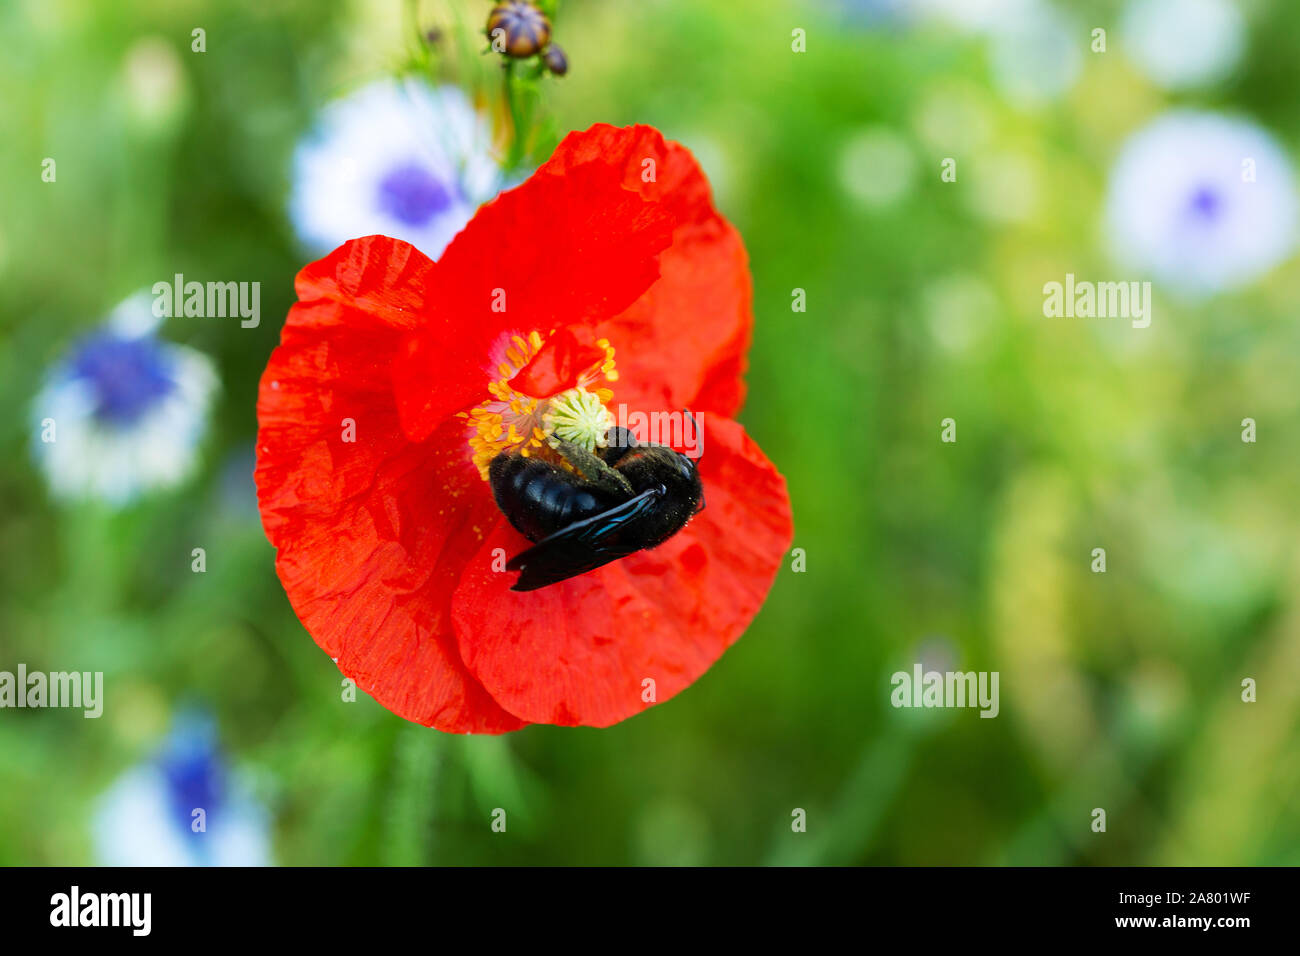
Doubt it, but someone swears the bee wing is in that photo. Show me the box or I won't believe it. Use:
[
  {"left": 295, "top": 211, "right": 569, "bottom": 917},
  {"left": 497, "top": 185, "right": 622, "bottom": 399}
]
[{"left": 505, "top": 486, "right": 663, "bottom": 591}]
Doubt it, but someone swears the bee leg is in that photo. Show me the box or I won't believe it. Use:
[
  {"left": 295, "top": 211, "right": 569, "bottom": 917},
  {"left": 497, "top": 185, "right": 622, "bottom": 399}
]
[{"left": 551, "top": 439, "right": 634, "bottom": 497}]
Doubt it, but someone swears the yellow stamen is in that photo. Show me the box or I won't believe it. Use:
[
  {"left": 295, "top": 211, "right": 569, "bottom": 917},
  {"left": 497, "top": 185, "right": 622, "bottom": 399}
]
[{"left": 464, "top": 330, "right": 622, "bottom": 479}]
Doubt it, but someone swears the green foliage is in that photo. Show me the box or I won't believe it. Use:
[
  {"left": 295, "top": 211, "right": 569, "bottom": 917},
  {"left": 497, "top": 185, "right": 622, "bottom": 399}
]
[{"left": 2, "top": 0, "right": 1299, "bottom": 865}]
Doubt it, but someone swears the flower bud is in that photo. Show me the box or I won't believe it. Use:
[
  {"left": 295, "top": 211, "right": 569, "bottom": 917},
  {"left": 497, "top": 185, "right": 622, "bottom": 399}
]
[
  {"left": 486, "top": 1, "right": 551, "bottom": 59},
  {"left": 543, "top": 44, "right": 568, "bottom": 76}
]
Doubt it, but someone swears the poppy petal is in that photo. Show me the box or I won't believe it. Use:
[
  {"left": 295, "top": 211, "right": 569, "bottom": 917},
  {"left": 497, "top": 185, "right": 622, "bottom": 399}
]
[
  {"left": 542, "top": 124, "right": 753, "bottom": 418},
  {"left": 256, "top": 239, "right": 525, "bottom": 733},
  {"left": 393, "top": 126, "right": 680, "bottom": 443},
  {"left": 449, "top": 416, "right": 793, "bottom": 727}
]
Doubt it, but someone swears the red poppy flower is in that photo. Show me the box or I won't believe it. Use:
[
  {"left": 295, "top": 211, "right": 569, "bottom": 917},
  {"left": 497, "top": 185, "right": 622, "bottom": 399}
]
[{"left": 255, "top": 123, "right": 793, "bottom": 732}]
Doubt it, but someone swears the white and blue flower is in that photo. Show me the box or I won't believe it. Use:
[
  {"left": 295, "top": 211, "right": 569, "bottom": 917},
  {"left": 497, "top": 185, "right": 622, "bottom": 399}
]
[
  {"left": 828, "top": 0, "right": 911, "bottom": 27},
  {"left": 32, "top": 294, "right": 217, "bottom": 506},
  {"left": 857, "top": 0, "right": 1080, "bottom": 104},
  {"left": 1105, "top": 111, "right": 1299, "bottom": 295},
  {"left": 903, "top": 0, "right": 1038, "bottom": 34},
  {"left": 290, "top": 78, "right": 504, "bottom": 259},
  {"left": 1120, "top": 0, "right": 1244, "bottom": 91},
  {"left": 93, "top": 710, "right": 270, "bottom": 867},
  {"left": 985, "top": 1, "right": 1081, "bottom": 107}
]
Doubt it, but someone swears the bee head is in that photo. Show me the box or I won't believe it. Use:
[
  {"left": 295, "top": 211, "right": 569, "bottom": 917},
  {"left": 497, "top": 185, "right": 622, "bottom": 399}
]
[
  {"left": 653, "top": 446, "right": 703, "bottom": 508},
  {"left": 678, "top": 450, "right": 706, "bottom": 514}
]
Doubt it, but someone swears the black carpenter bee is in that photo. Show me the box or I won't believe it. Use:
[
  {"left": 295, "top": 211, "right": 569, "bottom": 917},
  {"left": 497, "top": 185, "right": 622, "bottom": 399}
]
[{"left": 488, "top": 425, "right": 704, "bottom": 591}]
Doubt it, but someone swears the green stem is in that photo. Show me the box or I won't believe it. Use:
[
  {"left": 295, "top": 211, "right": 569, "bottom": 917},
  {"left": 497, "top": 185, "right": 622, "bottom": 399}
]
[
  {"left": 404, "top": 0, "right": 428, "bottom": 71},
  {"left": 504, "top": 60, "right": 528, "bottom": 171}
]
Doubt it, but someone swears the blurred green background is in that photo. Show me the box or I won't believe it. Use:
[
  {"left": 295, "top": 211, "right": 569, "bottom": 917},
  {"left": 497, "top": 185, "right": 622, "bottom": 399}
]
[{"left": 3, "top": 0, "right": 1299, "bottom": 865}]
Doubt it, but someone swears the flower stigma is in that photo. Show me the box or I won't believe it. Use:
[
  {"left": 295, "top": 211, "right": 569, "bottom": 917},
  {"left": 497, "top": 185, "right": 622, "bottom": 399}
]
[{"left": 543, "top": 387, "right": 612, "bottom": 452}]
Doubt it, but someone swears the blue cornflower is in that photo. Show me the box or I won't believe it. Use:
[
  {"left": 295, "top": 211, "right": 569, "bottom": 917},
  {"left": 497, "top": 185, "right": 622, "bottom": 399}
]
[
  {"left": 289, "top": 78, "right": 506, "bottom": 259},
  {"left": 32, "top": 294, "right": 218, "bottom": 505},
  {"left": 93, "top": 710, "right": 270, "bottom": 867}
]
